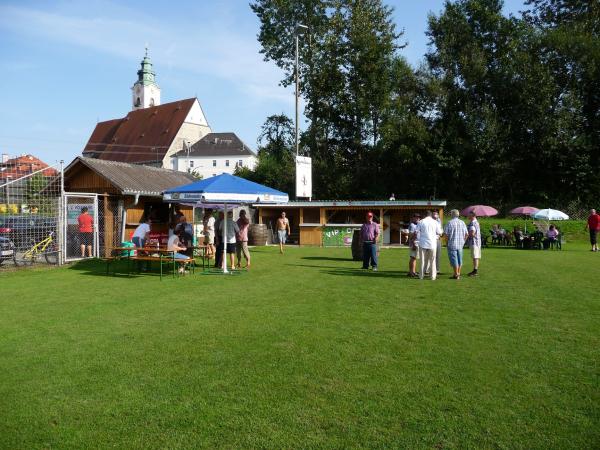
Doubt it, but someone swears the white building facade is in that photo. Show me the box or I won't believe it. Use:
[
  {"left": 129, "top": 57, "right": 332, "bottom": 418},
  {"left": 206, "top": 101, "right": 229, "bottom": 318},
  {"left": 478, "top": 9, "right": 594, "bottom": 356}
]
[{"left": 171, "top": 133, "right": 257, "bottom": 179}]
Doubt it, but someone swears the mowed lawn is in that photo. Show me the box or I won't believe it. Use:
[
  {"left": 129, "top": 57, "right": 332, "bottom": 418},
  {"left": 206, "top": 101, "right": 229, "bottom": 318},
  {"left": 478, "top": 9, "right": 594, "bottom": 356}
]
[{"left": 1, "top": 244, "right": 599, "bottom": 449}]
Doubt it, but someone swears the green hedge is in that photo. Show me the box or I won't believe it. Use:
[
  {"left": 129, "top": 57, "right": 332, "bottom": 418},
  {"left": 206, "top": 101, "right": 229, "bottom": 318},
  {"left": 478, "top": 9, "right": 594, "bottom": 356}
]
[{"left": 476, "top": 218, "right": 587, "bottom": 242}]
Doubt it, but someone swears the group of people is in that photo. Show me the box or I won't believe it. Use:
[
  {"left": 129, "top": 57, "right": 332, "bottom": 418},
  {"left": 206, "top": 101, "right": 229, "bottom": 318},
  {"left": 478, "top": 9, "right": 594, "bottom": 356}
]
[
  {"left": 203, "top": 209, "right": 251, "bottom": 270},
  {"left": 360, "top": 209, "right": 482, "bottom": 280}
]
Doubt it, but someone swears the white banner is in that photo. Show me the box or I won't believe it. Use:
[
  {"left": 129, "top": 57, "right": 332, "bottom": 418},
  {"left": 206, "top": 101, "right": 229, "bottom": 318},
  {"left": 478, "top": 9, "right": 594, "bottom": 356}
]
[{"left": 295, "top": 156, "right": 312, "bottom": 199}]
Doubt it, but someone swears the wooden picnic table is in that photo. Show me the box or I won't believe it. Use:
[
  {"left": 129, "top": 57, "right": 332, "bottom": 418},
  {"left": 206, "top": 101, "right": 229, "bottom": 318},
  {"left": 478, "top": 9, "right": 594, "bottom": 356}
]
[{"left": 105, "top": 246, "right": 184, "bottom": 280}]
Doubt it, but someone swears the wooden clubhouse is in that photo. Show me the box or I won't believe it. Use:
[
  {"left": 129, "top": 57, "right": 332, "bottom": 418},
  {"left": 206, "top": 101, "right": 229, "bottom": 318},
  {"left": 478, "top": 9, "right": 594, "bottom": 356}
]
[{"left": 254, "top": 200, "right": 447, "bottom": 246}]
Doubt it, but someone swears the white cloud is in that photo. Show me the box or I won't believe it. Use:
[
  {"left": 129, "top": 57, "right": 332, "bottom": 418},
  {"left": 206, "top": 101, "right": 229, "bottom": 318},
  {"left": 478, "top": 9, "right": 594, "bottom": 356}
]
[{"left": 0, "top": 2, "right": 290, "bottom": 104}]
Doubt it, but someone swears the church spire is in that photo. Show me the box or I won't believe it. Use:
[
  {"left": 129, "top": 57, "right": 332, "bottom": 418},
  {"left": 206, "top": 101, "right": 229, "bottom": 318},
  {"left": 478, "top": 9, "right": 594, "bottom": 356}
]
[{"left": 132, "top": 47, "right": 161, "bottom": 110}]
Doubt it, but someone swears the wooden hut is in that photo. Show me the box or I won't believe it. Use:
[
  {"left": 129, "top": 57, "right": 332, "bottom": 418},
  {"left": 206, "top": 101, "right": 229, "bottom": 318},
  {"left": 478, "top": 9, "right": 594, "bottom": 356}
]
[{"left": 63, "top": 157, "right": 195, "bottom": 256}]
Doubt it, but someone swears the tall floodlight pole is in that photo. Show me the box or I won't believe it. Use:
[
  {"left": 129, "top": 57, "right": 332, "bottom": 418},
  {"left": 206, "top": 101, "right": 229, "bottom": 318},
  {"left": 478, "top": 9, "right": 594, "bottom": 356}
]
[{"left": 295, "top": 24, "right": 308, "bottom": 159}]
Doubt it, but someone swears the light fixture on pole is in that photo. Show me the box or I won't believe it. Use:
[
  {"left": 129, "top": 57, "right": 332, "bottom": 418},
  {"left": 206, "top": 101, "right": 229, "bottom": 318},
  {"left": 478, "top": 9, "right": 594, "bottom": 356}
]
[{"left": 295, "top": 23, "right": 308, "bottom": 159}]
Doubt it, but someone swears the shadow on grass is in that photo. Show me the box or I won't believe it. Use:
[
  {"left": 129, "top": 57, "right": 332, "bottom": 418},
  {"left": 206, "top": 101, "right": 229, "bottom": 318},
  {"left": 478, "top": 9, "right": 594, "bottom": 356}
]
[
  {"left": 66, "top": 259, "right": 163, "bottom": 278},
  {"left": 301, "top": 256, "right": 355, "bottom": 262},
  {"left": 320, "top": 267, "right": 409, "bottom": 278}
]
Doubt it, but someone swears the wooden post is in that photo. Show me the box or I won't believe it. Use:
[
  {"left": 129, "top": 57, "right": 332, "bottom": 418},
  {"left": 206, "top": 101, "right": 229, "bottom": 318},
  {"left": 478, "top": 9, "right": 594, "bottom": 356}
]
[
  {"left": 258, "top": 208, "right": 263, "bottom": 225},
  {"left": 103, "top": 194, "right": 113, "bottom": 257}
]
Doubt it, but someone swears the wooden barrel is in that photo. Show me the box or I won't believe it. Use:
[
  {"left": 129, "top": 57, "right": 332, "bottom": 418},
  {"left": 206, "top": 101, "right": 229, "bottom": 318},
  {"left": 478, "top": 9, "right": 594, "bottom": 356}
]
[
  {"left": 351, "top": 229, "right": 363, "bottom": 261},
  {"left": 248, "top": 224, "right": 269, "bottom": 246}
]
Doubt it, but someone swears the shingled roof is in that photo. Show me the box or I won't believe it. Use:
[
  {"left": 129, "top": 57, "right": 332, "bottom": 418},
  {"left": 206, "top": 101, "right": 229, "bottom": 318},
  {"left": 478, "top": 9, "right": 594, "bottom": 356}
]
[
  {"left": 172, "top": 132, "right": 255, "bottom": 158},
  {"left": 82, "top": 98, "right": 197, "bottom": 164},
  {"left": 66, "top": 157, "right": 195, "bottom": 196}
]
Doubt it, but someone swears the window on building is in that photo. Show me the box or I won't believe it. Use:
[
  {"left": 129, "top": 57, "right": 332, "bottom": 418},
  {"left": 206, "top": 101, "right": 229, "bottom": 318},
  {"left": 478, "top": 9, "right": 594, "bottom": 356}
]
[
  {"left": 238, "top": 160, "right": 243, "bottom": 167},
  {"left": 189, "top": 160, "right": 194, "bottom": 168},
  {"left": 212, "top": 160, "right": 217, "bottom": 167},
  {"left": 225, "top": 160, "right": 230, "bottom": 167}
]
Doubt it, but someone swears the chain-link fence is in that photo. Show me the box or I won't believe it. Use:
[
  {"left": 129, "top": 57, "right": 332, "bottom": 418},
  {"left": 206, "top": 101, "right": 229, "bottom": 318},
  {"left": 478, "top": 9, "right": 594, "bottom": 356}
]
[{"left": 0, "top": 159, "right": 62, "bottom": 267}]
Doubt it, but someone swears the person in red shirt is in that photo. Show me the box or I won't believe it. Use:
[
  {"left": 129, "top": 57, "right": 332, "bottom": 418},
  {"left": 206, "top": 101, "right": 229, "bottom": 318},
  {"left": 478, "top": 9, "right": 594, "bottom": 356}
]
[
  {"left": 77, "top": 207, "right": 94, "bottom": 257},
  {"left": 585, "top": 209, "right": 600, "bottom": 252}
]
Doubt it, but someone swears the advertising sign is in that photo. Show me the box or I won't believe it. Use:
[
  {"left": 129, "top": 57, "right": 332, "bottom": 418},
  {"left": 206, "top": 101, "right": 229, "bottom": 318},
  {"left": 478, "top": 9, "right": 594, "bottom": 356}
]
[
  {"left": 322, "top": 226, "right": 361, "bottom": 247},
  {"left": 295, "top": 156, "right": 312, "bottom": 199},
  {"left": 67, "top": 203, "right": 95, "bottom": 225}
]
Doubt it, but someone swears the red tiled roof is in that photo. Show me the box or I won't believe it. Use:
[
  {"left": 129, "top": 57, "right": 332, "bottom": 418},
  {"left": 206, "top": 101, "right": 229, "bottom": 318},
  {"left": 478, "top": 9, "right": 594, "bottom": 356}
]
[
  {"left": 82, "top": 98, "right": 197, "bottom": 164},
  {"left": 0, "top": 154, "right": 58, "bottom": 180}
]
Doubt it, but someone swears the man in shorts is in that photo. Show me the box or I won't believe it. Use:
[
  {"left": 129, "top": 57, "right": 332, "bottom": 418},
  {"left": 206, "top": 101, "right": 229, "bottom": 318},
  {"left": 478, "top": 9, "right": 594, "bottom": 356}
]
[
  {"left": 443, "top": 209, "right": 468, "bottom": 279},
  {"left": 407, "top": 214, "right": 420, "bottom": 277},
  {"left": 585, "top": 209, "right": 600, "bottom": 252},
  {"left": 467, "top": 210, "right": 482, "bottom": 277},
  {"left": 204, "top": 210, "right": 216, "bottom": 258},
  {"left": 77, "top": 207, "right": 93, "bottom": 258},
  {"left": 277, "top": 211, "right": 290, "bottom": 254}
]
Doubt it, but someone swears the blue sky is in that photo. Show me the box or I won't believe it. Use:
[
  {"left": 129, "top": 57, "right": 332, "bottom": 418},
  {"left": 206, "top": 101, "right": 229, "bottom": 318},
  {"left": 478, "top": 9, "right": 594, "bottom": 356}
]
[{"left": 0, "top": 0, "right": 526, "bottom": 167}]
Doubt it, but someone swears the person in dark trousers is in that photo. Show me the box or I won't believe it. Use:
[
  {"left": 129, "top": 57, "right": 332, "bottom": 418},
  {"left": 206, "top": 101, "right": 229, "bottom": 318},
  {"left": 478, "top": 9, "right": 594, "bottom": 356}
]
[
  {"left": 360, "top": 211, "right": 380, "bottom": 271},
  {"left": 585, "top": 209, "right": 600, "bottom": 252},
  {"left": 214, "top": 211, "right": 224, "bottom": 268}
]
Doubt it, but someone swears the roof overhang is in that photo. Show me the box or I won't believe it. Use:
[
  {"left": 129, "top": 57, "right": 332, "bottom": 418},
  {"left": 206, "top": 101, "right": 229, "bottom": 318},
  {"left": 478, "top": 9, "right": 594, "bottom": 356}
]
[{"left": 254, "top": 200, "right": 447, "bottom": 208}]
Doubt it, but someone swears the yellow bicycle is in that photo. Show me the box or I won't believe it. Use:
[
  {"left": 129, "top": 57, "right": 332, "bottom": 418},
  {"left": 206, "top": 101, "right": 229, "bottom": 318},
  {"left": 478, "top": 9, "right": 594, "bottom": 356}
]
[{"left": 14, "top": 231, "right": 59, "bottom": 266}]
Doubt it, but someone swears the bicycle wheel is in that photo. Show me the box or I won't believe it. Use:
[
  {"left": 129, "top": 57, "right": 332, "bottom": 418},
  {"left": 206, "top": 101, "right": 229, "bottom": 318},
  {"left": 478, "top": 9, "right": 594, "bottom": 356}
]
[
  {"left": 14, "top": 249, "right": 35, "bottom": 266},
  {"left": 44, "top": 244, "right": 59, "bottom": 265}
]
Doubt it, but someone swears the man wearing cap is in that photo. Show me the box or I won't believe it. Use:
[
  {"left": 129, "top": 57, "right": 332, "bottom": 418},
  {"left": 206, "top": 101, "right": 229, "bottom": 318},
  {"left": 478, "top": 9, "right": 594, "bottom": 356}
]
[
  {"left": 417, "top": 210, "right": 443, "bottom": 280},
  {"left": 467, "top": 210, "right": 482, "bottom": 276},
  {"left": 360, "top": 212, "right": 380, "bottom": 271}
]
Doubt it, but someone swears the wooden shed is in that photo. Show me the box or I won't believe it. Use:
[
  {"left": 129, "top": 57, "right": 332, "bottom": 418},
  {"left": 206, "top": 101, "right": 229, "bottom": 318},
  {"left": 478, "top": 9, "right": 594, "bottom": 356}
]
[
  {"left": 63, "top": 157, "right": 195, "bottom": 256},
  {"left": 255, "top": 200, "right": 447, "bottom": 246}
]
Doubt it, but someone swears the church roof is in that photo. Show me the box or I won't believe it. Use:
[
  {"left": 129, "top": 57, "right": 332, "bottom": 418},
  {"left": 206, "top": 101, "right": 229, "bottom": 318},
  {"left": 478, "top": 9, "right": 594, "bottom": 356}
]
[
  {"left": 172, "top": 132, "right": 255, "bottom": 158},
  {"left": 82, "top": 98, "right": 197, "bottom": 164},
  {"left": 65, "top": 157, "right": 195, "bottom": 196}
]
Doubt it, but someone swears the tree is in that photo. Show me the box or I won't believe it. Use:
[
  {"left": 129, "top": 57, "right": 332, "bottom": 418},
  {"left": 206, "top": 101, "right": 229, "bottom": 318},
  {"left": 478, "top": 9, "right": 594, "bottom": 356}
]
[
  {"left": 235, "top": 115, "right": 296, "bottom": 195},
  {"left": 251, "top": 0, "right": 405, "bottom": 198}
]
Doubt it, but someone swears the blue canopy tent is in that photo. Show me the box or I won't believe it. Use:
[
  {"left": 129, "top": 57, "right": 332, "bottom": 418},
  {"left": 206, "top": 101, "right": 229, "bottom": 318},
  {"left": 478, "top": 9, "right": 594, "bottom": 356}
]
[{"left": 164, "top": 173, "right": 289, "bottom": 273}]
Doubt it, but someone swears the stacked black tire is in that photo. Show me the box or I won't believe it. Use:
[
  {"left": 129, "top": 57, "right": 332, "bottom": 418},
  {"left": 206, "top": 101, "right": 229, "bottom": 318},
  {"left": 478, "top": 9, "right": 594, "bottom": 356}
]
[{"left": 248, "top": 224, "right": 269, "bottom": 246}]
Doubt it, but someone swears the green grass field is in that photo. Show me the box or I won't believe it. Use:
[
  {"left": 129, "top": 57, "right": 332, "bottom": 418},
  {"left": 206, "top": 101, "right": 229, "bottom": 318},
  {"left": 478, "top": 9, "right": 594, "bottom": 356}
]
[{"left": 1, "top": 244, "right": 599, "bottom": 449}]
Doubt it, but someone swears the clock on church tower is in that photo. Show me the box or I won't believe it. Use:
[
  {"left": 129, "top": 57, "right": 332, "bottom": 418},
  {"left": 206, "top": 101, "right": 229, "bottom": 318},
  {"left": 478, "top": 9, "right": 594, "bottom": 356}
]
[{"left": 131, "top": 48, "right": 161, "bottom": 110}]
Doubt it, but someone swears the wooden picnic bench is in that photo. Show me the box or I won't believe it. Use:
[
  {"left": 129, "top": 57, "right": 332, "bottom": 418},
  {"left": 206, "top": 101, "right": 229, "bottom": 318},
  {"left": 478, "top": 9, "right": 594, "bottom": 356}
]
[{"left": 105, "top": 246, "right": 195, "bottom": 280}]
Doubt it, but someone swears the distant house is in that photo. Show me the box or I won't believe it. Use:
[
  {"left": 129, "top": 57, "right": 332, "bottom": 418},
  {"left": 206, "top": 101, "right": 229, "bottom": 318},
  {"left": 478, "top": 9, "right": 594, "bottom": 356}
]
[
  {"left": 0, "top": 154, "right": 58, "bottom": 183},
  {"left": 170, "top": 132, "right": 257, "bottom": 179},
  {"left": 1, "top": 154, "right": 59, "bottom": 208}
]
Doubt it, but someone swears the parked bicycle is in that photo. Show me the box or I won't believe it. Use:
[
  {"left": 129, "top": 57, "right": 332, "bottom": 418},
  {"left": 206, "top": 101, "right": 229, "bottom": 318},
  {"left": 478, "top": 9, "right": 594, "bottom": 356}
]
[{"left": 14, "top": 231, "right": 59, "bottom": 266}]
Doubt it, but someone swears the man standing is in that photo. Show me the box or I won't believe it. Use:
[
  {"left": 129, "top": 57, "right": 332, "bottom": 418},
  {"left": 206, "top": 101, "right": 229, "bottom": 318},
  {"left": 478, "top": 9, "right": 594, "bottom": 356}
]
[
  {"left": 432, "top": 210, "right": 443, "bottom": 275},
  {"left": 277, "top": 211, "right": 291, "bottom": 254},
  {"left": 77, "top": 206, "right": 93, "bottom": 258},
  {"left": 467, "top": 211, "right": 482, "bottom": 277},
  {"left": 214, "top": 211, "right": 224, "bottom": 268},
  {"left": 585, "top": 209, "right": 600, "bottom": 252},
  {"left": 219, "top": 211, "right": 240, "bottom": 270},
  {"left": 407, "top": 214, "right": 420, "bottom": 277},
  {"left": 236, "top": 209, "right": 251, "bottom": 269},
  {"left": 204, "top": 210, "right": 216, "bottom": 258},
  {"left": 443, "top": 209, "right": 469, "bottom": 279},
  {"left": 417, "top": 210, "right": 443, "bottom": 280},
  {"left": 360, "top": 211, "right": 380, "bottom": 271}
]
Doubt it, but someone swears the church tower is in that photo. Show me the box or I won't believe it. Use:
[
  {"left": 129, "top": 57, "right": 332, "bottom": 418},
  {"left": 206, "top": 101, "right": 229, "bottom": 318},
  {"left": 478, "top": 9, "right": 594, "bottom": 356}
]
[{"left": 131, "top": 48, "right": 161, "bottom": 110}]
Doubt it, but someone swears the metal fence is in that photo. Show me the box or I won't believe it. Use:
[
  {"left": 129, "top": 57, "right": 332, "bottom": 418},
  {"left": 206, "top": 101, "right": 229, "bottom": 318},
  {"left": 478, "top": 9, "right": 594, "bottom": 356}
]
[{"left": 0, "top": 161, "right": 63, "bottom": 267}]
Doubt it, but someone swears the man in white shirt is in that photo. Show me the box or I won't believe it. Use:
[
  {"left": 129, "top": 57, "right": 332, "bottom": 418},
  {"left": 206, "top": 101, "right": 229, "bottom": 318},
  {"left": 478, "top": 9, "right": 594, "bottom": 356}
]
[
  {"left": 417, "top": 210, "right": 443, "bottom": 280},
  {"left": 204, "top": 210, "right": 216, "bottom": 258}
]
